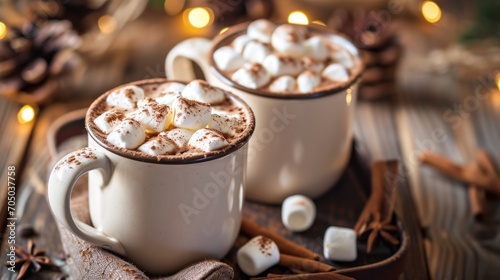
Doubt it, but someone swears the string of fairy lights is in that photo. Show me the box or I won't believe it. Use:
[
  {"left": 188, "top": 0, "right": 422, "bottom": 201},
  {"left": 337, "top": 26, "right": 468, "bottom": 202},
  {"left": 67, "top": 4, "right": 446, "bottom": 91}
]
[{"left": 1, "top": 0, "right": 499, "bottom": 125}]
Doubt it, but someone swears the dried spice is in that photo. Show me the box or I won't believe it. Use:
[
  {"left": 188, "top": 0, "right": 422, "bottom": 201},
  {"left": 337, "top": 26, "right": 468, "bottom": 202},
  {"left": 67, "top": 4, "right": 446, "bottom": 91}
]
[{"left": 4, "top": 239, "right": 59, "bottom": 279}]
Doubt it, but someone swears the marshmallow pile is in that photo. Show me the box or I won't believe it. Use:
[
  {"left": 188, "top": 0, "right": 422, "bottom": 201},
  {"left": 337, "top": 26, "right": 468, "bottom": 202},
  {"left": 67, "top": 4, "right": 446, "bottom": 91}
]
[
  {"left": 213, "top": 19, "right": 355, "bottom": 93},
  {"left": 93, "top": 80, "right": 245, "bottom": 156}
]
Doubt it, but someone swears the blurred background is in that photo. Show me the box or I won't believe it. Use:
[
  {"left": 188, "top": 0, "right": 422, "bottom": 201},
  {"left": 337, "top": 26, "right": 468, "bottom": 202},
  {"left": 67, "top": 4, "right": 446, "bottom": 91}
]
[{"left": 1, "top": 0, "right": 499, "bottom": 108}]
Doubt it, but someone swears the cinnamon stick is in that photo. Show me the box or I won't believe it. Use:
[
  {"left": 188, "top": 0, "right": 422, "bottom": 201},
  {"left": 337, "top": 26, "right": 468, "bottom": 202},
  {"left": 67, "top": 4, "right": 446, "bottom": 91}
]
[
  {"left": 354, "top": 160, "right": 399, "bottom": 234},
  {"left": 241, "top": 218, "right": 320, "bottom": 260},
  {"left": 468, "top": 186, "right": 486, "bottom": 220},
  {"left": 278, "top": 254, "right": 335, "bottom": 273}
]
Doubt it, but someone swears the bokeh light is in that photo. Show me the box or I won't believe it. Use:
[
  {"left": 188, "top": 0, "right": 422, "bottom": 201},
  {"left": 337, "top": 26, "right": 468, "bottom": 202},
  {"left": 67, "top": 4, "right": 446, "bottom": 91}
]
[
  {"left": 288, "top": 11, "right": 309, "bottom": 25},
  {"left": 17, "top": 105, "right": 35, "bottom": 124},
  {"left": 346, "top": 89, "right": 353, "bottom": 105},
  {"left": 495, "top": 72, "right": 500, "bottom": 90},
  {"left": 164, "top": 0, "right": 185, "bottom": 16},
  {"left": 421, "top": 1, "right": 442, "bottom": 23},
  {"left": 187, "top": 7, "right": 212, "bottom": 29},
  {"left": 98, "top": 15, "right": 117, "bottom": 34},
  {"left": 311, "top": 20, "right": 326, "bottom": 27},
  {"left": 0, "top": 22, "right": 7, "bottom": 40}
]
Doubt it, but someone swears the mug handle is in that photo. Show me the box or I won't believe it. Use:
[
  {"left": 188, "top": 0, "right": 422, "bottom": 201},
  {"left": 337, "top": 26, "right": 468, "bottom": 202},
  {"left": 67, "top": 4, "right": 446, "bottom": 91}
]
[
  {"left": 48, "top": 147, "right": 126, "bottom": 255},
  {"left": 165, "top": 38, "right": 212, "bottom": 81}
]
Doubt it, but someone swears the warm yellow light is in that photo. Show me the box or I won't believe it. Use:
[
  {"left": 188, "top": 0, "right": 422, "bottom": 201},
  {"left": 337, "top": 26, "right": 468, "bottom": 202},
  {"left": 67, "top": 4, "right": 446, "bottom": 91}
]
[
  {"left": 188, "top": 7, "right": 211, "bottom": 28},
  {"left": 311, "top": 20, "right": 326, "bottom": 26},
  {"left": 164, "top": 0, "right": 185, "bottom": 16},
  {"left": 495, "top": 72, "right": 500, "bottom": 90},
  {"left": 220, "top": 27, "right": 229, "bottom": 34},
  {"left": 98, "top": 15, "right": 117, "bottom": 34},
  {"left": 288, "top": 11, "right": 309, "bottom": 25},
  {"left": 0, "top": 22, "right": 7, "bottom": 40},
  {"left": 421, "top": 1, "right": 442, "bottom": 23},
  {"left": 17, "top": 105, "right": 35, "bottom": 124},
  {"left": 346, "top": 89, "right": 352, "bottom": 105}
]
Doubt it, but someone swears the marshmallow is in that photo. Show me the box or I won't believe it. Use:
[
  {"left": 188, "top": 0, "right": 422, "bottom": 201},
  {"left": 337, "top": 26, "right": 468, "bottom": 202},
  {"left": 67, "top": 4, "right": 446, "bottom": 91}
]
[
  {"left": 262, "top": 54, "right": 303, "bottom": 77},
  {"left": 281, "top": 195, "right": 316, "bottom": 232},
  {"left": 247, "top": 19, "right": 276, "bottom": 44},
  {"left": 156, "top": 91, "right": 181, "bottom": 107},
  {"left": 322, "top": 64, "right": 349, "bottom": 82},
  {"left": 172, "top": 96, "right": 211, "bottom": 130},
  {"left": 301, "top": 57, "right": 324, "bottom": 73},
  {"left": 242, "top": 41, "right": 272, "bottom": 64},
  {"left": 138, "top": 135, "right": 177, "bottom": 156},
  {"left": 182, "top": 80, "right": 225, "bottom": 104},
  {"left": 297, "top": 71, "right": 320, "bottom": 93},
  {"left": 271, "top": 24, "right": 306, "bottom": 58},
  {"left": 137, "top": 97, "right": 155, "bottom": 108},
  {"left": 269, "top": 76, "right": 296, "bottom": 92},
  {"left": 93, "top": 108, "right": 126, "bottom": 134},
  {"left": 305, "top": 36, "right": 329, "bottom": 61},
  {"left": 188, "top": 129, "right": 229, "bottom": 152},
  {"left": 207, "top": 114, "right": 242, "bottom": 136},
  {"left": 130, "top": 100, "right": 171, "bottom": 132},
  {"left": 106, "top": 85, "right": 144, "bottom": 109},
  {"left": 237, "top": 235, "right": 280, "bottom": 276},
  {"left": 323, "top": 226, "right": 357, "bottom": 261},
  {"left": 156, "top": 82, "right": 186, "bottom": 95},
  {"left": 213, "top": 46, "right": 246, "bottom": 71},
  {"left": 332, "top": 50, "right": 354, "bottom": 69},
  {"left": 231, "top": 62, "right": 271, "bottom": 89},
  {"left": 232, "top": 35, "right": 253, "bottom": 54},
  {"left": 107, "top": 118, "right": 146, "bottom": 149},
  {"left": 163, "top": 128, "right": 194, "bottom": 149}
]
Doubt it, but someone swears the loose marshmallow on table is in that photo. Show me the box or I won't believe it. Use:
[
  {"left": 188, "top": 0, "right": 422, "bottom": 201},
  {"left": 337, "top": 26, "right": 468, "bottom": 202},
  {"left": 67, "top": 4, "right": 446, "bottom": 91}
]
[
  {"left": 138, "top": 134, "right": 176, "bottom": 156},
  {"left": 231, "top": 62, "right": 271, "bottom": 89},
  {"left": 207, "top": 114, "right": 242, "bottom": 136},
  {"left": 269, "top": 76, "right": 296, "bottom": 92},
  {"left": 213, "top": 46, "right": 246, "bottom": 71},
  {"left": 182, "top": 80, "right": 225, "bottom": 104},
  {"left": 188, "top": 129, "right": 229, "bottom": 152},
  {"left": 305, "top": 36, "right": 328, "bottom": 61},
  {"left": 107, "top": 118, "right": 146, "bottom": 149},
  {"left": 232, "top": 35, "right": 253, "bottom": 54},
  {"left": 237, "top": 235, "right": 280, "bottom": 276},
  {"left": 247, "top": 19, "right": 276, "bottom": 44},
  {"left": 94, "top": 108, "right": 126, "bottom": 134},
  {"left": 130, "top": 100, "right": 171, "bottom": 132},
  {"left": 281, "top": 195, "right": 316, "bottom": 232},
  {"left": 297, "top": 71, "right": 320, "bottom": 93},
  {"left": 172, "top": 96, "right": 211, "bottom": 130},
  {"left": 322, "top": 64, "right": 350, "bottom": 82},
  {"left": 271, "top": 24, "right": 306, "bottom": 58},
  {"left": 323, "top": 226, "right": 357, "bottom": 261},
  {"left": 301, "top": 57, "right": 324, "bottom": 74},
  {"left": 106, "top": 85, "right": 144, "bottom": 109},
  {"left": 163, "top": 128, "right": 194, "bottom": 149},
  {"left": 242, "top": 41, "right": 272, "bottom": 64},
  {"left": 263, "top": 54, "right": 303, "bottom": 77}
]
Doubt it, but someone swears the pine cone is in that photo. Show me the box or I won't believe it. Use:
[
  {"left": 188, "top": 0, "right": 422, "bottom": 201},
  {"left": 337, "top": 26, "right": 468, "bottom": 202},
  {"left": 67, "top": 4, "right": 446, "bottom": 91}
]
[
  {"left": 0, "top": 20, "right": 82, "bottom": 104},
  {"left": 31, "top": 0, "right": 109, "bottom": 34},
  {"left": 330, "top": 10, "right": 402, "bottom": 100}
]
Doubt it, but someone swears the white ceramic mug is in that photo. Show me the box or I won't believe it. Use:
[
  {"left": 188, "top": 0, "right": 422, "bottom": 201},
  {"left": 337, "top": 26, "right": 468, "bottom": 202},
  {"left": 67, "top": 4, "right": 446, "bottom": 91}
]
[
  {"left": 166, "top": 22, "right": 362, "bottom": 203},
  {"left": 47, "top": 79, "right": 255, "bottom": 276}
]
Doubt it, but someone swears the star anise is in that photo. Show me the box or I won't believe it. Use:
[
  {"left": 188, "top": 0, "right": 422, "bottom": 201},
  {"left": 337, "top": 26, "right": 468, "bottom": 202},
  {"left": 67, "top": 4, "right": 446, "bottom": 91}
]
[
  {"left": 4, "top": 239, "right": 59, "bottom": 280},
  {"left": 359, "top": 212, "right": 399, "bottom": 254}
]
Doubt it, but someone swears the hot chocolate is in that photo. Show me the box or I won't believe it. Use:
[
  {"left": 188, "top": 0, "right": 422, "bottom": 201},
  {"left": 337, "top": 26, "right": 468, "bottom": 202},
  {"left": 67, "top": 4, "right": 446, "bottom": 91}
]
[
  {"left": 212, "top": 19, "right": 359, "bottom": 94},
  {"left": 86, "top": 79, "right": 254, "bottom": 162}
]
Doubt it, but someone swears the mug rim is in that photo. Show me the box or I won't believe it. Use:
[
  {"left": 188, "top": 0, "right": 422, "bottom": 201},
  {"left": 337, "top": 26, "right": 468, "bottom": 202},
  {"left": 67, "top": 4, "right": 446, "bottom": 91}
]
[
  {"left": 208, "top": 21, "right": 364, "bottom": 100},
  {"left": 86, "top": 78, "right": 255, "bottom": 164}
]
